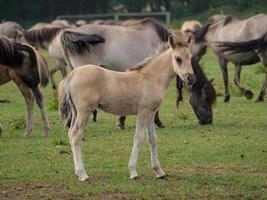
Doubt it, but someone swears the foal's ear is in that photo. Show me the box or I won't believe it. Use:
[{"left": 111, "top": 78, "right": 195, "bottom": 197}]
[{"left": 168, "top": 34, "right": 177, "bottom": 49}]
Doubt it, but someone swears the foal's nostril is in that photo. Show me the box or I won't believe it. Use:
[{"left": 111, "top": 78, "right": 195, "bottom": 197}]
[{"left": 185, "top": 73, "right": 196, "bottom": 86}]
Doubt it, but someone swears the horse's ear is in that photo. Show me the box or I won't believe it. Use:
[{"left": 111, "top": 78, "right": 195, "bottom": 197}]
[{"left": 168, "top": 34, "right": 177, "bottom": 49}]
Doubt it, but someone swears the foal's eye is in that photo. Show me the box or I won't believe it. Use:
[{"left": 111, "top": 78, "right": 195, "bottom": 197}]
[{"left": 176, "top": 57, "right": 182, "bottom": 65}]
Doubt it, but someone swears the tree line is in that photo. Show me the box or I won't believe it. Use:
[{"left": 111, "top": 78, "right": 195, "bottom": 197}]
[{"left": 0, "top": 0, "right": 265, "bottom": 26}]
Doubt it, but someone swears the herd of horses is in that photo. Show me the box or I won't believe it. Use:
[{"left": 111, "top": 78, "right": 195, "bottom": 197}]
[{"left": 0, "top": 13, "right": 266, "bottom": 181}]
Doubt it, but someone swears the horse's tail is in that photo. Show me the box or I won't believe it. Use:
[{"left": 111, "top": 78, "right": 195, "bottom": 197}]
[
  {"left": 24, "top": 26, "right": 62, "bottom": 47},
  {"left": 217, "top": 32, "right": 267, "bottom": 54},
  {"left": 36, "top": 52, "right": 49, "bottom": 87},
  {"left": 60, "top": 30, "right": 105, "bottom": 55},
  {"left": 58, "top": 73, "right": 76, "bottom": 128}
]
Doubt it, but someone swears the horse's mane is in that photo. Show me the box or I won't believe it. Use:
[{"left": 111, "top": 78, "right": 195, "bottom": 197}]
[
  {"left": 191, "top": 58, "right": 216, "bottom": 105},
  {"left": 0, "top": 36, "right": 24, "bottom": 67},
  {"left": 194, "top": 23, "right": 211, "bottom": 42},
  {"left": 129, "top": 18, "right": 171, "bottom": 42},
  {"left": 223, "top": 15, "right": 236, "bottom": 26},
  {"left": 24, "top": 26, "right": 63, "bottom": 46},
  {"left": 129, "top": 43, "right": 170, "bottom": 71}
]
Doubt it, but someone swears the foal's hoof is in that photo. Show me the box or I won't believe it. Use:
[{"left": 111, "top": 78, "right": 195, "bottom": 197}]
[
  {"left": 223, "top": 95, "right": 230, "bottom": 102},
  {"left": 130, "top": 174, "right": 138, "bottom": 179},
  {"left": 157, "top": 173, "right": 166, "bottom": 179},
  {"left": 78, "top": 176, "right": 90, "bottom": 182},
  {"left": 244, "top": 89, "right": 254, "bottom": 100}
]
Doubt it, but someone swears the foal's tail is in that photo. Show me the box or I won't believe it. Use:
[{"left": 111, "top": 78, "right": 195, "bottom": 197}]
[
  {"left": 217, "top": 32, "right": 267, "bottom": 54},
  {"left": 58, "top": 73, "right": 76, "bottom": 128},
  {"left": 60, "top": 30, "right": 105, "bottom": 55}
]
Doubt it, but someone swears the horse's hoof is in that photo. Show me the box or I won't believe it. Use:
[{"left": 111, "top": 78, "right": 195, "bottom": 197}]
[
  {"left": 255, "top": 96, "right": 264, "bottom": 102},
  {"left": 93, "top": 118, "right": 97, "bottom": 122},
  {"left": 157, "top": 124, "right": 165, "bottom": 128},
  {"left": 117, "top": 124, "right": 125, "bottom": 130},
  {"left": 244, "top": 89, "right": 254, "bottom": 100},
  {"left": 223, "top": 95, "right": 230, "bottom": 102},
  {"left": 78, "top": 176, "right": 89, "bottom": 182}
]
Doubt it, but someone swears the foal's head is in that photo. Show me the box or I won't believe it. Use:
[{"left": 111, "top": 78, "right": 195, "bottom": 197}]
[{"left": 168, "top": 31, "right": 195, "bottom": 88}]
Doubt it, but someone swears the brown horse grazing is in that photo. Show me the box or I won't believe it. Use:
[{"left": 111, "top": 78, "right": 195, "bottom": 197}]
[
  {"left": 0, "top": 21, "right": 25, "bottom": 42},
  {"left": 58, "top": 32, "right": 196, "bottom": 181},
  {"left": 189, "top": 14, "right": 267, "bottom": 102},
  {"left": 0, "top": 37, "right": 50, "bottom": 137}
]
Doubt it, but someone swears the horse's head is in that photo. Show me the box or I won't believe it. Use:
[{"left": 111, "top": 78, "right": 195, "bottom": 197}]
[
  {"left": 168, "top": 30, "right": 195, "bottom": 88},
  {"left": 188, "top": 24, "right": 210, "bottom": 62},
  {"left": 188, "top": 58, "right": 216, "bottom": 124}
]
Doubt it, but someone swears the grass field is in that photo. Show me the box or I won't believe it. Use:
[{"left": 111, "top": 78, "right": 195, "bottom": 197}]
[{"left": 0, "top": 49, "right": 266, "bottom": 200}]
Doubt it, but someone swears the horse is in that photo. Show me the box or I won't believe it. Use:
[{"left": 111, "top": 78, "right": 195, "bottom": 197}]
[
  {"left": 0, "top": 37, "right": 50, "bottom": 137},
  {"left": 189, "top": 14, "right": 267, "bottom": 102},
  {"left": 181, "top": 20, "right": 202, "bottom": 39},
  {"left": 0, "top": 21, "right": 25, "bottom": 42},
  {"left": 61, "top": 18, "right": 214, "bottom": 127},
  {"left": 58, "top": 31, "right": 196, "bottom": 181},
  {"left": 24, "top": 25, "right": 67, "bottom": 90}
]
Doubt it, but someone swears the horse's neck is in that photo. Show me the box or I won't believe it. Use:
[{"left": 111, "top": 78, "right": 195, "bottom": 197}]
[{"left": 140, "top": 49, "right": 175, "bottom": 89}]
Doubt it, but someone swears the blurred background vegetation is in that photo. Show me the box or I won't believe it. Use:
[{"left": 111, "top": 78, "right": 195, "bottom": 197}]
[{"left": 0, "top": 0, "right": 266, "bottom": 27}]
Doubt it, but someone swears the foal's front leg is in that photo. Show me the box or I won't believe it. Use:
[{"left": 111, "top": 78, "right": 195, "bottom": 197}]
[
  {"left": 129, "top": 111, "right": 151, "bottom": 179},
  {"left": 147, "top": 113, "right": 165, "bottom": 178}
]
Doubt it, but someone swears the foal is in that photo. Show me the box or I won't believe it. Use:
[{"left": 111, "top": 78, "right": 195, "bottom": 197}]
[
  {"left": 0, "top": 37, "right": 50, "bottom": 137},
  {"left": 59, "top": 31, "right": 195, "bottom": 181}
]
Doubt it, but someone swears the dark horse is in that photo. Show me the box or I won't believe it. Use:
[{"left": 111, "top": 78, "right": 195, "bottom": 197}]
[
  {"left": 0, "top": 37, "right": 50, "bottom": 137},
  {"left": 189, "top": 14, "right": 267, "bottom": 102}
]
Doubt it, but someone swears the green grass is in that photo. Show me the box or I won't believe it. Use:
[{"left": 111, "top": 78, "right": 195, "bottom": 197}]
[{"left": 0, "top": 50, "right": 266, "bottom": 199}]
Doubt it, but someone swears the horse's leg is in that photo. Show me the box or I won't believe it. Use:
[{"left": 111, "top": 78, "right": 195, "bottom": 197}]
[
  {"left": 49, "top": 65, "right": 61, "bottom": 90},
  {"left": 176, "top": 75, "right": 183, "bottom": 102},
  {"left": 13, "top": 79, "right": 34, "bottom": 137},
  {"left": 31, "top": 87, "right": 50, "bottom": 137},
  {"left": 154, "top": 111, "right": 165, "bottom": 128},
  {"left": 256, "top": 72, "right": 267, "bottom": 102},
  {"left": 256, "top": 53, "right": 267, "bottom": 102},
  {"left": 0, "top": 124, "right": 2, "bottom": 138},
  {"left": 92, "top": 110, "right": 97, "bottom": 122},
  {"left": 147, "top": 113, "right": 165, "bottom": 178},
  {"left": 117, "top": 116, "right": 126, "bottom": 129},
  {"left": 218, "top": 55, "right": 230, "bottom": 102},
  {"left": 234, "top": 64, "right": 254, "bottom": 99},
  {"left": 69, "top": 109, "right": 90, "bottom": 181},
  {"left": 129, "top": 110, "right": 151, "bottom": 179}
]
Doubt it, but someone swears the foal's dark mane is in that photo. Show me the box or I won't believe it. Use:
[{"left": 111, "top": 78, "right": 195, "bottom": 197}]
[
  {"left": 132, "top": 18, "right": 171, "bottom": 42},
  {"left": 191, "top": 58, "right": 216, "bottom": 105},
  {"left": 24, "top": 26, "right": 63, "bottom": 45}
]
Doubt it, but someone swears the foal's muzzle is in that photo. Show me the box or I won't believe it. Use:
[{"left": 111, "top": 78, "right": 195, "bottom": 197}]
[{"left": 183, "top": 73, "right": 196, "bottom": 88}]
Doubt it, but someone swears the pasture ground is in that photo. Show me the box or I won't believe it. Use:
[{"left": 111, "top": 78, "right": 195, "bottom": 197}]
[{"left": 0, "top": 50, "right": 266, "bottom": 199}]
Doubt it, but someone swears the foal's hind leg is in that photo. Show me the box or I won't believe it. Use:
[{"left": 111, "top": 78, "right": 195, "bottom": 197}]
[
  {"left": 49, "top": 65, "right": 61, "bottom": 89},
  {"left": 31, "top": 87, "right": 50, "bottom": 137},
  {"left": 147, "top": 113, "right": 165, "bottom": 178},
  {"left": 13, "top": 79, "right": 34, "bottom": 137},
  {"left": 69, "top": 109, "right": 91, "bottom": 181},
  {"left": 234, "top": 64, "right": 253, "bottom": 99}
]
